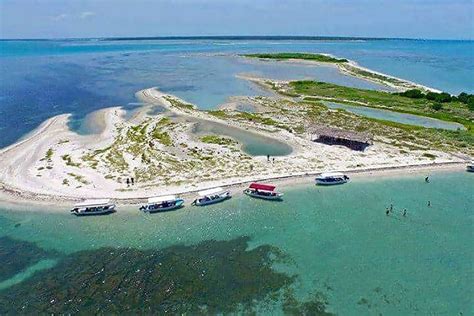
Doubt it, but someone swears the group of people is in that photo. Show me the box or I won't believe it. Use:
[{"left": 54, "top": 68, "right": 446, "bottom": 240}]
[
  {"left": 266, "top": 155, "right": 275, "bottom": 163},
  {"left": 385, "top": 204, "right": 407, "bottom": 217},
  {"left": 386, "top": 176, "right": 433, "bottom": 217},
  {"left": 126, "top": 177, "right": 135, "bottom": 186}
]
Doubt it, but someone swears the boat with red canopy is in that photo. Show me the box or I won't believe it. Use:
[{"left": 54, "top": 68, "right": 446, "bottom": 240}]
[{"left": 244, "top": 183, "right": 283, "bottom": 200}]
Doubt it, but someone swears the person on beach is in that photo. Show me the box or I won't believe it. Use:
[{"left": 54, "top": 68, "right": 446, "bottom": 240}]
[
  {"left": 126, "top": 178, "right": 130, "bottom": 187},
  {"left": 267, "top": 154, "right": 270, "bottom": 162},
  {"left": 131, "top": 177, "right": 135, "bottom": 185},
  {"left": 272, "top": 157, "right": 275, "bottom": 164},
  {"left": 403, "top": 209, "right": 407, "bottom": 217}
]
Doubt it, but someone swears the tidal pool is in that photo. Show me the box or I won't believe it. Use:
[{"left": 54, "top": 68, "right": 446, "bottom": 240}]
[{"left": 324, "top": 101, "right": 466, "bottom": 130}]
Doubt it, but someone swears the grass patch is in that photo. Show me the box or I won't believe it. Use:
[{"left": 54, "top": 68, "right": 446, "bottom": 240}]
[
  {"left": 243, "top": 53, "right": 348, "bottom": 63},
  {"left": 200, "top": 135, "right": 236, "bottom": 146},
  {"left": 67, "top": 173, "right": 89, "bottom": 185},
  {"left": 163, "top": 96, "right": 195, "bottom": 110},
  {"left": 61, "top": 154, "right": 81, "bottom": 167},
  {"left": 289, "top": 81, "right": 473, "bottom": 132}
]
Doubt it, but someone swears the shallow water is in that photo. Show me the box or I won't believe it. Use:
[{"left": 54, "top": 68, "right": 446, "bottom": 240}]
[
  {"left": 0, "top": 171, "right": 472, "bottom": 314},
  {"left": 324, "top": 101, "right": 466, "bottom": 130},
  {"left": 191, "top": 119, "right": 293, "bottom": 156}
]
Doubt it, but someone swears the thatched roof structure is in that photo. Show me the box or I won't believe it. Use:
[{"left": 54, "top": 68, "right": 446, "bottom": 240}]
[
  {"left": 309, "top": 126, "right": 372, "bottom": 151},
  {"left": 310, "top": 126, "right": 372, "bottom": 142}
]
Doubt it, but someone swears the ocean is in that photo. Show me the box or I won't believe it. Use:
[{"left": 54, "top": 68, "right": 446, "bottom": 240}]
[
  {"left": 0, "top": 37, "right": 473, "bottom": 314},
  {"left": 0, "top": 171, "right": 472, "bottom": 314}
]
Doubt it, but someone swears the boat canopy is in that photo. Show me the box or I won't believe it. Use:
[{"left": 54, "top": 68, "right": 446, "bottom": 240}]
[
  {"left": 148, "top": 195, "right": 176, "bottom": 204},
  {"left": 249, "top": 183, "right": 276, "bottom": 191},
  {"left": 198, "top": 187, "right": 224, "bottom": 197},
  {"left": 74, "top": 199, "right": 111, "bottom": 207},
  {"left": 318, "top": 172, "right": 346, "bottom": 178}
]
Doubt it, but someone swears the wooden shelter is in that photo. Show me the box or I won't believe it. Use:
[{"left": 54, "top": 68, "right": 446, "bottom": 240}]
[{"left": 310, "top": 126, "right": 372, "bottom": 151}]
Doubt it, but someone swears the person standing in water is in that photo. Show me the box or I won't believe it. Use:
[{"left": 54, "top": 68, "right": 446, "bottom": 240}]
[
  {"left": 428, "top": 200, "right": 431, "bottom": 207},
  {"left": 403, "top": 209, "right": 407, "bottom": 217},
  {"left": 425, "top": 176, "right": 430, "bottom": 183}
]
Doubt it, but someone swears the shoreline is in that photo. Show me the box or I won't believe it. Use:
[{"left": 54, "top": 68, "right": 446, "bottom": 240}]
[
  {"left": 0, "top": 161, "right": 467, "bottom": 212},
  {"left": 0, "top": 53, "right": 468, "bottom": 212},
  {"left": 238, "top": 54, "right": 442, "bottom": 93}
]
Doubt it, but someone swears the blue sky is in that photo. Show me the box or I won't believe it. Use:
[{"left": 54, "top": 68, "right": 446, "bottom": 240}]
[{"left": 0, "top": 0, "right": 473, "bottom": 39}]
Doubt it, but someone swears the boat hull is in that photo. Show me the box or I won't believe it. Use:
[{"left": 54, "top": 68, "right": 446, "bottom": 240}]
[
  {"left": 315, "top": 179, "right": 348, "bottom": 185},
  {"left": 243, "top": 189, "right": 283, "bottom": 200},
  {"left": 467, "top": 166, "right": 474, "bottom": 172},
  {"left": 71, "top": 205, "right": 116, "bottom": 216},
  {"left": 141, "top": 199, "right": 184, "bottom": 213},
  {"left": 193, "top": 192, "right": 231, "bottom": 206}
]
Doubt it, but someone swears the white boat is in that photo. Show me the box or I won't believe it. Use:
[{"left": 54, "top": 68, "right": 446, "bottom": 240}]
[
  {"left": 315, "top": 172, "right": 349, "bottom": 185},
  {"left": 467, "top": 161, "right": 474, "bottom": 172},
  {"left": 70, "top": 199, "right": 116, "bottom": 216},
  {"left": 243, "top": 183, "right": 283, "bottom": 200},
  {"left": 192, "top": 187, "right": 231, "bottom": 206},
  {"left": 140, "top": 195, "right": 184, "bottom": 213}
]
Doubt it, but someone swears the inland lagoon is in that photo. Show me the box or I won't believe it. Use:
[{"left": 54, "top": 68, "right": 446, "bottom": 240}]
[
  {"left": 0, "top": 170, "right": 472, "bottom": 314},
  {"left": 323, "top": 101, "right": 466, "bottom": 131}
]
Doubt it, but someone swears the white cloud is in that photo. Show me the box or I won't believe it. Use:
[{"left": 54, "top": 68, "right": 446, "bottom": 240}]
[
  {"left": 79, "top": 11, "right": 96, "bottom": 19},
  {"left": 51, "top": 13, "right": 68, "bottom": 21}
]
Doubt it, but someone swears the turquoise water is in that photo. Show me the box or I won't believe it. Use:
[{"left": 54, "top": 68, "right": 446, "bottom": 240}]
[
  {"left": 324, "top": 101, "right": 466, "bottom": 130},
  {"left": 0, "top": 171, "right": 472, "bottom": 313},
  {"left": 192, "top": 119, "right": 293, "bottom": 156}
]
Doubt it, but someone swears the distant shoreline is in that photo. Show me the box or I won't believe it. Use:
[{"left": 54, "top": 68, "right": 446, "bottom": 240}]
[{"left": 1, "top": 36, "right": 472, "bottom": 42}]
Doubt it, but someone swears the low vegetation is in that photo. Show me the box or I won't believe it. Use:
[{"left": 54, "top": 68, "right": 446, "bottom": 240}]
[
  {"left": 200, "top": 135, "right": 236, "bottom": 146},
  {"left": 397, "top": 89, "right": 474, "bottom": 110},
  {"left": 287, "top": 81, "right": 473, "bottom": 131},
  {"left": 243, "top": 53, "right": 348, "bottom": 63},
  {"left": 163, "top": 96, "right": 195, "bottom": 110}
]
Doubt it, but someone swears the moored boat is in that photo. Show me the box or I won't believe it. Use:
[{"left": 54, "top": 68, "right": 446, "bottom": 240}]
[
  {"left": 140, "top": 195, "right": 184, "bottom": 213},
  {"left": 192, "top": 187, "right": 231, "bottom": 206},
  {"left": 70, "top": 199, "right": 116, "bottom": 216},
  {"left": 315, "top": 172, "right": 349, "bottom": 185},
  {"left": 467, "top": 161, "right": 474, "bottom": 172},
  {"left": 243, "top": 183, "right": 283, "bottom": 200}
]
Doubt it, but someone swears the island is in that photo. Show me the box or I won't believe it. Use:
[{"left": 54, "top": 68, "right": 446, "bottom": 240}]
[{"left": 0, "top": 53, "right": 472, "bottom": 206}]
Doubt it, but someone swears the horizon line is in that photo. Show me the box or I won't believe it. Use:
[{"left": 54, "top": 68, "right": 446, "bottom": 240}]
[{"left": 1, "top": 35, "right": 472, "bottom": 42}]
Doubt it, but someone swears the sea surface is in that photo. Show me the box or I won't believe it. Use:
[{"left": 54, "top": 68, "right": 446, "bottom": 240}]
[
  {"left": 0, "top": 171, "right": 472, "bottom": 314},
  {"left": 0, "top": 37, "right": 473, "bottom": 314}
]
